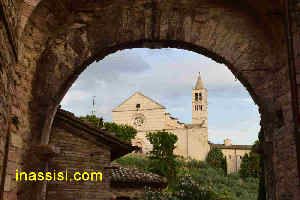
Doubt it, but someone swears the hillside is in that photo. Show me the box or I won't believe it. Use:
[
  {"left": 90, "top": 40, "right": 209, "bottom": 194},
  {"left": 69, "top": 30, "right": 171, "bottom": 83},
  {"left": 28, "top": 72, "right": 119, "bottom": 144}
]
[{"left": 114, "top": 154, "right": 259, "bottom": 200}]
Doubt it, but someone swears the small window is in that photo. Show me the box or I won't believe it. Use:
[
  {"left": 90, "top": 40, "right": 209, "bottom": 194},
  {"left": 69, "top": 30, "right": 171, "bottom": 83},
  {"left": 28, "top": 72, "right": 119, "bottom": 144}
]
[
  {"left": 195, "top": 93, "right": 198, "bottom": 101},
  {"left": 199, "top": 93, "right": 202, "bottom": 100},
  {"left": 136, "top": 104, "right": 140, "bottom": 109},
  {"left": 229, "top": 155, "right": 231, "bottom": 159},
  {"left": 200, "top": 105, "right": 203, "bottom": 110}
]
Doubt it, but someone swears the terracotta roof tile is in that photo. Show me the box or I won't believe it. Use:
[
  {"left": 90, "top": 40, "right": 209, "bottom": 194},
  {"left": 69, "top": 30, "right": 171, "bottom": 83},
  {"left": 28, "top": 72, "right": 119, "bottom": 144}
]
[{"left": 110, "top": 165, "right": 167, "bottom": 188}]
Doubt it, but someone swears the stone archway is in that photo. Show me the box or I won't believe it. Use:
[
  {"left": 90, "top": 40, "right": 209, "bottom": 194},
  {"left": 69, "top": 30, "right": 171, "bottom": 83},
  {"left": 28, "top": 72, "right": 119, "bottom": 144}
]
[{"left": 1, "top": 0, "right": 299, "bottom": 199}]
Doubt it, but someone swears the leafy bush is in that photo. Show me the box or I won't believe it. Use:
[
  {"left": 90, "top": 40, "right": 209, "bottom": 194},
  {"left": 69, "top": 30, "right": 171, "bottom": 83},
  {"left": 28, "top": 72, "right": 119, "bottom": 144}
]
[
  {"left": 117, "top": 154, "right": 259, "bottom": 200},
  {"left": 143, "top": 175, "right": 233, "bottom": 200},
  {"left": 172, "top": 174, "right": 220, "bottom": 200},
  {"left": 146, "top": 131, "right": 178, "bottom": 182},
  {"left": 240, "top": 141, "right": 261, "bottom": 179},
  {"left": 79, "top": 115, "right": 137, "bottom": 142},
  {"left": 104, "top": 122, "right": 137, "bottom": 143},
  {"left": 79, "top": 114, "right": 100, "bottom": 127},
  {"left": 206, "top": 147, "right": 227, "bottom": 173},
  {"left": 114, "top": 154, "right": 150, "bottom": 172}
]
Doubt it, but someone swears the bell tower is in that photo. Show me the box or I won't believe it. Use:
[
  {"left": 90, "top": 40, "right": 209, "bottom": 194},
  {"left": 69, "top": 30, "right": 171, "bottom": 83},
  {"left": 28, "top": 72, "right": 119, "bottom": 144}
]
[{"left": 192, "top": 72, "right": 208, "bottom": 127}]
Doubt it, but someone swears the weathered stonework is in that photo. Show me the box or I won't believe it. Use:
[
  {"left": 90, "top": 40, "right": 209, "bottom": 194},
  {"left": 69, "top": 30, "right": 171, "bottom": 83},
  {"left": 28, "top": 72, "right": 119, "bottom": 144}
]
[
  {"left": 49, "top": 127, "right": 112, "bottom": 200},
  {"left": 0, "top": 0, "right": 300, "bottom": 199},
  {"left": 47, "top": 109, "right": 136, "bottom": 200}
]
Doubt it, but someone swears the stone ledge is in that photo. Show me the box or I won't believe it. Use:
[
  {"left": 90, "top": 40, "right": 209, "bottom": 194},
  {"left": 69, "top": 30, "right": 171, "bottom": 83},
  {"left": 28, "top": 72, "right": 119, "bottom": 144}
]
[{"left": 31, "top": 144, "right": 60, "bottom": 161}]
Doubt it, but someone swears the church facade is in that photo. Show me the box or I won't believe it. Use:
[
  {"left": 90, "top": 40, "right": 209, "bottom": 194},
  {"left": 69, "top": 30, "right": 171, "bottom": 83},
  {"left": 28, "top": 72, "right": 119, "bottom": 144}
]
[{"left": 112, "top": 74, "right": 251, "bottom": 173}]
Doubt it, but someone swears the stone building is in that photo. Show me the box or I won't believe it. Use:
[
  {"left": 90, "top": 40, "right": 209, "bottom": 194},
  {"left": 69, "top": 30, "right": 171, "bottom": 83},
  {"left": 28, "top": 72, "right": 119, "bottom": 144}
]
[
  {"left": 113, "top": 74, "right": 253, "bottom": 172},
  {"left": 209, "top": 139, "right": 252, "bottom": 174},
  {"left": 112, "top": 73, "right": 210, "bottom": 161},
  {"left": 48, "top": 109, "right": 137, "bottom": 200}
]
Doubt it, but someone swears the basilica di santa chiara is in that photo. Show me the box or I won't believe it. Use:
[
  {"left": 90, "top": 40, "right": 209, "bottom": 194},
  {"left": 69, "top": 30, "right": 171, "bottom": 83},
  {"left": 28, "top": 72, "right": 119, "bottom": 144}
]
[{"left": 112, "top": 74, "right": 251, "bottom": 173}]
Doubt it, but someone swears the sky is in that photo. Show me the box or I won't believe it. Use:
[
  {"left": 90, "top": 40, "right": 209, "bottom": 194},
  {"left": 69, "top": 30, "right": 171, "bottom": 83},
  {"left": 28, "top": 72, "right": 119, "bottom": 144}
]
[{"left": 61, "top": 48, "right": 260, "bottom": 145}]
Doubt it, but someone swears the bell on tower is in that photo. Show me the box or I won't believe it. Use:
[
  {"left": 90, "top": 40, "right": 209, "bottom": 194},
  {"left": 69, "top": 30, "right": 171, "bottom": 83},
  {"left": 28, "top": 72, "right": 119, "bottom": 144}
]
[{"left": 192, "top": 72, "right": 208, "bottom": 126}]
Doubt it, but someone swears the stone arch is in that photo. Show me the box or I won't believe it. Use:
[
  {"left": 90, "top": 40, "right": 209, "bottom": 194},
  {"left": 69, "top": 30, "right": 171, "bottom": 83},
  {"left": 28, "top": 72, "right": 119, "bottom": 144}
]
[
  {"left": 24, "top": 0, "right": 282, "bottom": 142},
  {"left": 14, "top": 0, "right": 298, "bottom": 199}
]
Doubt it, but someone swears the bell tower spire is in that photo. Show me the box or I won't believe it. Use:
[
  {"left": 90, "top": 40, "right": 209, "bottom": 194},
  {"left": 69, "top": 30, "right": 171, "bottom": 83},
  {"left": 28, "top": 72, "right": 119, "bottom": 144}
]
[
  {"left": 195, "top": 72, "right": 204, "bottom": 89},
  {"left": 192, "top": 72, "right": 207, "bottom": 126}
]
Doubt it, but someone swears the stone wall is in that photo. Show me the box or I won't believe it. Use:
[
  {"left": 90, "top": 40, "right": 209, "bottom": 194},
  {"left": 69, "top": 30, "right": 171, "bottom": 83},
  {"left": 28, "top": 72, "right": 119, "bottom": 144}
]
[
  {"left": 0, "top": 0, "right": 20, "bottom": 54},
  {"left": 132, "top": 131, "right": 153, "bottom": 153},
  {"left": 221, "top": 149, "right": 251, "bottom": 174},
  {"left": 0, "top": 3, "right": 23, "bottom": 199},
  {"left": 131, "top": 125, "right": 209, "bottom": 161},
  {"left": 164, "top": 113, "right": 184, "bottom": 129},
  {"left": 111, "top": 187, "right": 145, "bottom": 199},
  {"left": 48, "top": 122, "right": 113, "bottom": 200},
  {"left": 113, "top": 93, "right": 166, "bottom": 132},
  {"left": 0, "top": 9, "right": 12, "bottom": 195},
  {"left": 173, "top": 125, "right": 209, "bottom": 161},
  {"left": 113, "top": 109, "right": 166, "bottom": 132}
]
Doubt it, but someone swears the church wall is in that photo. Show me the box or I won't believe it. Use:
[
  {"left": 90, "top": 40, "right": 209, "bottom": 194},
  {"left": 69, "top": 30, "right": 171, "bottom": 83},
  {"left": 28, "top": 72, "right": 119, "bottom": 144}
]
[
  {"left": 113, "top": 109, "right": 165, "bottom": 132},
  {"left": 172, "top": 126, "right": 209, "bottom": 161},
  {"left": 164, "top": 114, "right": 184, "bottom": 129},
  {"left": 172, "top": 128, "right": 188, "bottom": 158},
  {"left": 220, "top": 149, "right": 251, "bottom": 173},
  {"left": 113, "top": 93, "right": 164, "bottom": 112},
  {"left": 131, "top": 131, "right": 153, "bottom": 153}
]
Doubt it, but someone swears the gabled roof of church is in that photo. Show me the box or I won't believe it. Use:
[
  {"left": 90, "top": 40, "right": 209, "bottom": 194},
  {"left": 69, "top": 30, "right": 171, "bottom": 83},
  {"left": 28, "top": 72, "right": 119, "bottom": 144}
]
[
  {"left": 112, "top": 92, "right": 165, "bottom": 112},
  {"left": 194, "top": 73, "right": 204, "bottom": 89}
]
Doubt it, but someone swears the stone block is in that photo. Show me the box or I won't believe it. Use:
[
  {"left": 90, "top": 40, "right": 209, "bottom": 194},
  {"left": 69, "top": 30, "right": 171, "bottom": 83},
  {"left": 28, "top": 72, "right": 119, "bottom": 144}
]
[{"left": 10, "top": 133, "right": 23, "bottom": 148}]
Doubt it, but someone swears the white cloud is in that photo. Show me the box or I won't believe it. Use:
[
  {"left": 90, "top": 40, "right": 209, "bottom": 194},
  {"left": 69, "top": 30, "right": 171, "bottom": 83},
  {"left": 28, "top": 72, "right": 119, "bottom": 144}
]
[{"left": 61, "top": 90, "right": 89, "bottom": 106}]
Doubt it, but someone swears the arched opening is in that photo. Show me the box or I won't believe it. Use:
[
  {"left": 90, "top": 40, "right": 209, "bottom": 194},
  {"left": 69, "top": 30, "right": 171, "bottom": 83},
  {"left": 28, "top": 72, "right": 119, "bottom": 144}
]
[
  {"left": 4, "top": 0, "right": 297, "bottom": 199},
  {"left": 59, "top": 47, "right": 261, "bottom": 198}
]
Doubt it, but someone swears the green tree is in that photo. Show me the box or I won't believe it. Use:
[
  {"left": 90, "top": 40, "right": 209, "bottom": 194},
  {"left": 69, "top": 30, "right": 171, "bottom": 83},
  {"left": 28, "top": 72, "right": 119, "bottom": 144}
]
[
  {"left": 206, "top": 148, "right": 227, "bottom": 173},
  {"left": 240, "top": 140, "right": 261, "bottom": 179},
  {"left": 146, "top": 131, "right": 178, "bottom": 182},
  {"left": 79, "top": 114, "right": 100, "bottom": 127},
  {"left": 79, "top": 115, "right": 137, "bottom": 143},
  {"left": 104, "top": 122, "right": 137, "bottom": 143},
  {"left": 240, "top": 153, "right": 250, "bottom": 178}
]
